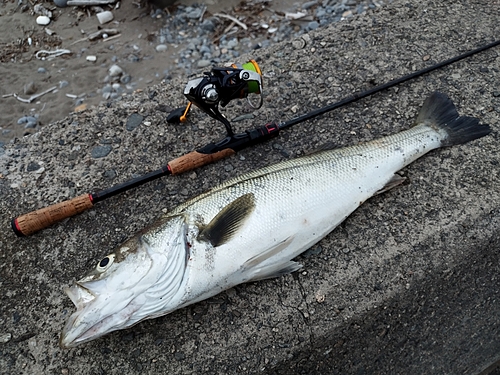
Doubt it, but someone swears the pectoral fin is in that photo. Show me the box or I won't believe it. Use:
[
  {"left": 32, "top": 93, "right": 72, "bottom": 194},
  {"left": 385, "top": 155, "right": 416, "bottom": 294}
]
[{"left": 197, "top": 193, "right": 255, "bottom": 247}]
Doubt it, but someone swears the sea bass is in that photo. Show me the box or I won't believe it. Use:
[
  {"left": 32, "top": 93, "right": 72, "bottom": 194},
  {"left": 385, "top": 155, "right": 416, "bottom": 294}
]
[{"left": 60, "top": 92, "right": 490, "bottom": 347}]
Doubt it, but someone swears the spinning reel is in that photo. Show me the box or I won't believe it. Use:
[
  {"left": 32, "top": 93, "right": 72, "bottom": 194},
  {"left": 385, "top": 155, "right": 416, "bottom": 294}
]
[{"left": 167, "top": 60, "right": 264, "bottom": 136}]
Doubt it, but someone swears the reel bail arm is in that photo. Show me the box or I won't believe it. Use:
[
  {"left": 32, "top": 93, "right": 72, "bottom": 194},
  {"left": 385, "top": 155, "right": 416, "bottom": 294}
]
[{"left": 169, "top": 60, "right": 264, "bottom": 136}]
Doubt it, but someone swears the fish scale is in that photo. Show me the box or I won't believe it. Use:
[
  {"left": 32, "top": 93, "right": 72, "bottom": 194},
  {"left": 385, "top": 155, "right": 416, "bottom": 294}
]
[
  {"left": 172, "top": 124, "right": 443, "bottom": 304},
  {"left": 60, "top": 92, "right": 491, "bottom": 347}
]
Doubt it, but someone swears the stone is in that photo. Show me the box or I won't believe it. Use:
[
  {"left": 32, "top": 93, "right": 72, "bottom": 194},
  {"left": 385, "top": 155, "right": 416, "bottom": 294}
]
[
  {"left": 126, "top": 113, "right": 143, "bottom": 131},
  {"left": 91, "top": 145, "right": 112, "bottom": 158},
  {"left": 36, "top": 16, "right": 51, "bottom": 26},
  {"left": 155, "top": 44, "right": 168, "bottom": 52}
]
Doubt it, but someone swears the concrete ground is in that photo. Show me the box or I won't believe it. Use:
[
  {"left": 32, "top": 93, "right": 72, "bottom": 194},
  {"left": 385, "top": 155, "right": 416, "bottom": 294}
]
[{"left": 1, "top": 0, "right": 499, "bottom": 374}]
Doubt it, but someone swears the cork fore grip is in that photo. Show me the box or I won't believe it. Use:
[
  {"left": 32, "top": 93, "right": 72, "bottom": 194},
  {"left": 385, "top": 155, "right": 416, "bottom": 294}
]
[
  {"left": 12, "top": 194, "right": 94, "bottom": 236},
  {"left": 168, "top": 149, "right": 235, "bottom": 175}
]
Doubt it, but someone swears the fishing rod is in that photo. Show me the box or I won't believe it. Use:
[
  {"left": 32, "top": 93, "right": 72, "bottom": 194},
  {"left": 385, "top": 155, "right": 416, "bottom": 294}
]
[{"left": 12, "top": 39, "right": 500, "bottom": 237}]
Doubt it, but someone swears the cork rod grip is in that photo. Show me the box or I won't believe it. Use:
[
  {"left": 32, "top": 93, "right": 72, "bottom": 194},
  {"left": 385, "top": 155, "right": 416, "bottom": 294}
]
[
  {"left": 168, "top": 149, "right": 235, "bottom": 175},
  {"left": 12, "top": 194, "right": 94, "bottom": 237}
]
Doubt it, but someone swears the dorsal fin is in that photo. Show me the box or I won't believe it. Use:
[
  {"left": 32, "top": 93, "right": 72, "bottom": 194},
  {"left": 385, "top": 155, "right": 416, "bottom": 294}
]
[
  {"left": 197, "top": 193, "right": 255, "bottom": 247},
  {"left": 305, "top": 141, "right": 338, "bottom": 156}
]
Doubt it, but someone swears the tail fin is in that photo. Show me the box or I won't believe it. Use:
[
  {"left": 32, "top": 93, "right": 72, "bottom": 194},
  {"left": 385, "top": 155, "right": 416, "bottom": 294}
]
[{"left": 416, "top": 92, "right": 491, "bottom": 146}]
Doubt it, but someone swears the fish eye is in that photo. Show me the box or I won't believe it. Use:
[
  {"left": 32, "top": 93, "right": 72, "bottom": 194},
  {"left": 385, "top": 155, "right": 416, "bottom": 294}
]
[{"left": 96, "top": 254, "right": 115, "bottom": 272}]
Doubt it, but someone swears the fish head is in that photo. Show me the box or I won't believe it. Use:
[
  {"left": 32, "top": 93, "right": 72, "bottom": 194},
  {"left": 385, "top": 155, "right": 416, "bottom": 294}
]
[{"left": 60, "top": 215, "right": 188, "bottom": 348}]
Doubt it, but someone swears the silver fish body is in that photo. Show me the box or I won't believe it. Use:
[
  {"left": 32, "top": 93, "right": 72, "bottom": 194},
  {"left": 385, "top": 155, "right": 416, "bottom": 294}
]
[{"left": 61, "top": 92, "right": 490, "bottom": 347}]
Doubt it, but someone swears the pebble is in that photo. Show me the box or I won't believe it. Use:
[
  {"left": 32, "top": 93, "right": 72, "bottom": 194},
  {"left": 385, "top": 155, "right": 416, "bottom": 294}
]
[
  {"left": 86, "top": 55, "right": 97, "bottom": 62},
  {"left": 91, "top": 145, "right": 112, "bottom": 158},
  {"left": 87, "top": 0, "right": 388, "bottom": 108},
  {"left": 301, "top": 1, "right": 318, "bottom": 9},
  {"left": 23, "top": 81, "right": 37, "bottom": 95},
  {"left": 26, "top": 162, "right": 41, "bottom": 172},
  {"left": 186, "top": 8, "right": 203, "bottom": 19},
  {"left": 308, "top": 21, "right": 320, "bottom": 30},
  {"left": 37, "top": 67, "right": 47, "bottom": 74},
  {"left": 17, "top": 116, "right": 38, "bottom": 129},
  {"left": 36, "top": 15, "right": 51, "bottom": 26},
  {"left": 120, "top": 74, "right": 131, "bottom": 84},
  {"left": 0, "top": 333, "right": 12, "bottom": 343},
  {"left": 155, "top": 44, "right": 168, "bottom": 52},
  {"left": 53, "top": 0, "right": 68, "bottom": 7},
  {"left": 103, "top": 169, "right": 117, "bottom": 179},
  {"left": 108, "top": 64, "right": 123, "bottom": 77},
  {"left": 126, "top": 113, "right": 144, "bottom": 131},
  {"left": 197, "top": 59, "right": 211, "bottom": 68},
  {"left": 154, "top": 1, "right": 385, "bottom": 78},
  {"left": 174, "top": 351, "right": 186, "bottom": 361}
]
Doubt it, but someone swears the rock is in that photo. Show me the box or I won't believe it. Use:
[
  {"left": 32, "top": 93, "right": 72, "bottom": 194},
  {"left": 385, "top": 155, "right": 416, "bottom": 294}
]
[
  {"left": 126, "top": 113, "right": 144, "bottom": 131},
  {"left": 53, "top": 0, "right": 68, "bottom": 7},
  {"left": 17, "top": 116, "right": 38, "bottom": 127},
  {"left": 74, "top": 103, "right": 87, "bottom": 112},
  {"left": 0, "top": 333, "right": 12, "bottom": 343},
  {"left": 302, "top": 1, "right": 318, "bottom": 9},
  {"left": 23, "top": 81, "right": 37, "bottom": 95},
  {"left": 103, "top": 169, "right": 117, "bottom": 179},
  {"left": 27, "top": 162, "right": 41, "bottom": 172},
  {"left": 197, "top": 59, "right": 211, "bottom": 68},
  {"left": 36, "top": 16, "right": 51, "bottom": 26},
  {"left": 91, "top": 145, "right": 112, "bottom": 159},
  {"left": 120, "top": 75, "right": 131, "bottom": 84},
  {"left": 86, "top": 55, "right": 97, "bottom": 62},
  {"left": 108, "top": 64, "right": 123, "bottom": 77},
  {"left": 308, "top": 21, "right": 320, "bottom": 30},
  {"left": 34, "top": 4, "right": 52, "bottom": 17},
  {"left": 155, "top": 44, "right": 168, "bottom": 52}
]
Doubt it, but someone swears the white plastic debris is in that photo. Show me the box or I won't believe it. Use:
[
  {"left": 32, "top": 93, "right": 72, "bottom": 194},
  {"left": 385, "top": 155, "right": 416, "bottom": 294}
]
[{"left": 96, "top": 11, "right": 113, "bottom": 24}]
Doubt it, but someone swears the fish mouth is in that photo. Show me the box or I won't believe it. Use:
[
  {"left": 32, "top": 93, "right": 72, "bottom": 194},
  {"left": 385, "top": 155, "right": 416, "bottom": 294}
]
[
  {"left": 60, "top": 283, "right": 100, "bottom": 348},
  {"left": 60, "top": 285, "right": 140, "bottom": 348},
  {"left": 65, "top": 283, "right": 96, "bottom": 309}
]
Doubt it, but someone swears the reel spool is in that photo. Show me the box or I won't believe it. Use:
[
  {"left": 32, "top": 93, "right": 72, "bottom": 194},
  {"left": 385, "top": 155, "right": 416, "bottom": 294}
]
[{"left": 167, "top": 60, "right": 264, "bottom": 136}]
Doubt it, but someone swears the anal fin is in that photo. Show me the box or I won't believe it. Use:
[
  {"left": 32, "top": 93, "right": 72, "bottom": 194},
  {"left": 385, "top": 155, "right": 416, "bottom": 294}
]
[
  {"left": 248, "top": 261, "right": 302, "bottom": 282},
  {"left": 241, "top": 236, "right": 300, "bottom": 281},
  {"left": 375, "top": 174, "right": 406, "bottom": 196}
]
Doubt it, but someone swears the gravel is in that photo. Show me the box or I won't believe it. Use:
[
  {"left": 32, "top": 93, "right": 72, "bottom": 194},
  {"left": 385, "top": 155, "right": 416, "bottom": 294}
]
[{"left": 95, "top": 0, "right": 392, "bottom": 106}]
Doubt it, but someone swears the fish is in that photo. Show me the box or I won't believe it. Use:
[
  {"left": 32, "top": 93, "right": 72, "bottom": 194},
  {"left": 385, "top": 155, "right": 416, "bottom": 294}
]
[{"left": 60, "top": 92, "right": 491, "bottom": 348}]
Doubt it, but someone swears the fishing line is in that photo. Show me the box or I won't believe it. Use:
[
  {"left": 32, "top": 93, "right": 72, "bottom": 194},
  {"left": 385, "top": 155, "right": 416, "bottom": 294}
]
[
  {"left": 280, "top": 38, "right": 500, "bottom": 129},
  {"left": 11, "top": 39, "right": 500, "bottom": 237}
]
